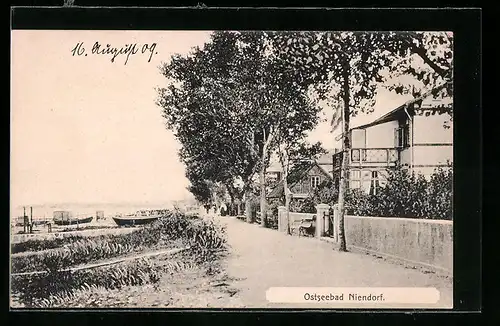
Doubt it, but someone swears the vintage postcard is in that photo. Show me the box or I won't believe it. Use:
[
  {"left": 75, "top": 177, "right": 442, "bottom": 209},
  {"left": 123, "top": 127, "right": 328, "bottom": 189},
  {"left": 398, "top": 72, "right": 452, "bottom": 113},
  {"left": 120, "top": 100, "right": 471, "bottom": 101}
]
[{"left": 10, "top": 28, "right": 454, "bottom": 309}]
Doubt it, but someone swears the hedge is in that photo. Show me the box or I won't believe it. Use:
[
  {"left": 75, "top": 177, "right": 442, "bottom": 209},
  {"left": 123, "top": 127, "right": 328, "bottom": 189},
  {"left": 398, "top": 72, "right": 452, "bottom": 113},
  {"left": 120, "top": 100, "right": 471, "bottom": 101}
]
[
  {"left": 345, "top": 166, "right": 453, "bottom": 220},
  {"left": 289, "top": 166, "right": 452, "bottom": 220}
]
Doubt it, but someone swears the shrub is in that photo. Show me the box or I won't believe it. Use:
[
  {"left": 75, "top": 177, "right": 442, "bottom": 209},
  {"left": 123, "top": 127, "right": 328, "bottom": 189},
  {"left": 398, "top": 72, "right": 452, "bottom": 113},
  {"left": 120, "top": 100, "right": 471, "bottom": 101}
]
[
  {"left": 129, "top": 212, "right": 227, "bottom": 264},
  {"left": 265, "top": 199, "right": 280, "bottom": 229},
  {"left": 11, "top": 236, "right": 143, "bottom": 274},
  {"left": 11, "top": 235, "right": 85, "bottom": 254},
  {"left": 11, "top": 258, "right": 164, "bottom": 307},
  {"left": 296, "top": 197, "right": 317, "bottom": 214},
  {"left": 267, "top": 199, "right": 280, "bottom": 219},
  {"left": 287, "top": 180, "right": 338, "bottom": 214},
  {"left": 345, "top": 166, "right": 453, "bottom": 220},
  {"left": 12, "top": 213, "right": 181, "bottom": 274},
  {"left": 312, "top": 180, "right": 338, "bottom": 205},
  {"left": 427, "top": 166, "right": 453, "bottom": 220}
]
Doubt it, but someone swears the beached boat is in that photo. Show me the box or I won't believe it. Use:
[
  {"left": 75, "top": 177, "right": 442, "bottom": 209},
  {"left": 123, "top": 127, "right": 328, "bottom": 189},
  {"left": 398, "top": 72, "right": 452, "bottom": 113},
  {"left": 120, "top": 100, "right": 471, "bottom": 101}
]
[
  {"left": 53, "top": 216, "right": 93, "bottom": 226},
  {"left": 112, "top": 214, "right": 160, "bottom": 226},
  {"left": 53, "top": 211, "right": 94, "bottom": 226},
  {"left": 15, "top": 216, "right": 26, "bottom": 226}
]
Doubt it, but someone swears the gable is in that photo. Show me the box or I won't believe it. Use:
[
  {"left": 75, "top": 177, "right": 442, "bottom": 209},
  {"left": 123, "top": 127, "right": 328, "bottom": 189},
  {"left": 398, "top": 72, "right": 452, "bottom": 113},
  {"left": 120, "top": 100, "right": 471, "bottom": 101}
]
[
  {"left": 267, "top": 161, "right": 333, "bottom": 198},
  {"left": 353, "top": 83, "right": 451, "bottom": 131},
  {"left": 289, "top": 162, "right": 333, "bottom": 195},
  {"left": 307, "top": 164, "right": 331, "bottom": 179}
]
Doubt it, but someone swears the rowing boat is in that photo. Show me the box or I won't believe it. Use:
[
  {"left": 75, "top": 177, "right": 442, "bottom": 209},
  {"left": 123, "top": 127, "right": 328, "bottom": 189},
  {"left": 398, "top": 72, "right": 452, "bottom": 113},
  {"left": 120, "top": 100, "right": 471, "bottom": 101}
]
[
  {"left": 53, "top": 211, "right": 94, "bottom": 226},
  {"left": 111, "top": 215, "right": 160, "bottom": 226}
]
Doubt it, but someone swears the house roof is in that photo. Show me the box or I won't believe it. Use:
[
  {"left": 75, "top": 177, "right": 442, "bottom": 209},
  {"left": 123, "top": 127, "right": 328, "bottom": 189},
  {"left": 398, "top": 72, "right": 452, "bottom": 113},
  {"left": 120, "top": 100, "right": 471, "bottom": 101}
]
[
  {"left": 352, "top": 82, "right": 451, "bottom": 130},
  {"left": 267, "top": 160, "right": 333, "bottom": 198}
]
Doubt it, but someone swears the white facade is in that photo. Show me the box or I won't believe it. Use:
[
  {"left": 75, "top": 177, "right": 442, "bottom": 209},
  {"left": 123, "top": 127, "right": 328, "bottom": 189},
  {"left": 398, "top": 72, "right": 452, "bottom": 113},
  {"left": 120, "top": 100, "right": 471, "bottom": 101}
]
[
  {"left": 411, "top": 111, "right": 453, "bottom": 177},
  {"left": 333, "top": 86, "right": 453, "bottom": 194},
  {"left": 364, "top": 120, "right": 400, "bottom": 148}
]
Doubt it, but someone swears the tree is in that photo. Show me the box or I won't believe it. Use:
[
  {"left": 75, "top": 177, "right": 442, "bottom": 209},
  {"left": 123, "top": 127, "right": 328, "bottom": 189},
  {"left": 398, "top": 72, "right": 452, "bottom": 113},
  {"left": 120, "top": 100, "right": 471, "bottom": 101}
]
[
  {"left": 157, "top": 31, "right": 261, "bottom": 220},
  {"left": 385, "top": 32, "right": 453, "bottom": 96},
  {"left": 157, "top": 31, "right": 322, "bottom": 227},
  {"left": 231, "top": 31, "right": 321, "bottom": 228},
  {"left": 271, "top": 31, "right": 436, "bottom": 251},
  {"left": 275, "top": 141, "right": 325, "bottom": 234},
  {"left": 187, "top": 179, "right": 213, "bottom": 206},
  {"left": 184, "top": 160, "right": 232, "bottom": 214},
  {"left": 384, "top": 32, "right": 454, "bottom": 129}
]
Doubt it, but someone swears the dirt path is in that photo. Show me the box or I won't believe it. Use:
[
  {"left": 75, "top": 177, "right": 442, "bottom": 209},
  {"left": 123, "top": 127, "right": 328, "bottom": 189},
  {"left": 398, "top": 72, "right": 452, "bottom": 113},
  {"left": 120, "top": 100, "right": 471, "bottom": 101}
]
[{"left": 219, "top": 216, "right": 453, "bottom": 309}]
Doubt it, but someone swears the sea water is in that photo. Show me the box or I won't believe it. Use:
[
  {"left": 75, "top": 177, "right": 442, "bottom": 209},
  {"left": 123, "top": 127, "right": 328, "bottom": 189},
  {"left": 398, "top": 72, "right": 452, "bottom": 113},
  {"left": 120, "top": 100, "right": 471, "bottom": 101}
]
[{"left": 10, "top": 202, "right": 177, "bottom": 221}]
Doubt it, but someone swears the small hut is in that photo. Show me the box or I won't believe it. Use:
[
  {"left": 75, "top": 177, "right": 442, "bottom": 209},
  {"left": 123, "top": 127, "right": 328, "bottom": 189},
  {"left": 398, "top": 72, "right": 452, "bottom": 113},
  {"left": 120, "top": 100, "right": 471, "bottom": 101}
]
[
  {"left": 53, "top": 210, "right": 73, "bottom": 223},
  {"left": 96, "top": 210, "right": 105, "bottom": 221}
]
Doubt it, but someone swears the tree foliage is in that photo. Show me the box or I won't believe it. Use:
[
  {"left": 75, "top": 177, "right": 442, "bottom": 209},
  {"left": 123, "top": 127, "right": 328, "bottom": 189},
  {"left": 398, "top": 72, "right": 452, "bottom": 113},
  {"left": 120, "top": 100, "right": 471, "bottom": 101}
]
[
  {"left": 270, "top": 31, "right": 453, "bottom": 114},
  {"left": 268, "top": 31, "right": 453, "bottom": 250},
  {"left": 383, "top": 32, "right": 453, "bottom": 96},
  {"left": 157, "top": 31, "right": 322, "bottom": 224},
  {"left": 157, "top": 30, "right": 453, "bottom": 237},
  {"left": 157, "top": 32, "right": 258, "bottom": 207}
]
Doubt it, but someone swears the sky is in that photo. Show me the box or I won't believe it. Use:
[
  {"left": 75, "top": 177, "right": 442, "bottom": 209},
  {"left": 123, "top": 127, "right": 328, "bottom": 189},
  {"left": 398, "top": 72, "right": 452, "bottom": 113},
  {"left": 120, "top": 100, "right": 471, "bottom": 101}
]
[
  {"left": 11, "top": 30, "right": 413, "bottom": 208},
  {"left": 11, "top": 30, "right": 212, "bottom": 207},
  {"left": 307, "top": 86, "right": 414, "bottom": 149}
]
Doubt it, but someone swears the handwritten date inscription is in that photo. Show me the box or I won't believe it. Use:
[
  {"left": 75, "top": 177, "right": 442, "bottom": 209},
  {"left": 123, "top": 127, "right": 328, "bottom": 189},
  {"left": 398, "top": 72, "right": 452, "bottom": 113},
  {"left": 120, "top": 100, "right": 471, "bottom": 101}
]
[{"left": 71, "top": 42, "right": 158, "bottom": 65}]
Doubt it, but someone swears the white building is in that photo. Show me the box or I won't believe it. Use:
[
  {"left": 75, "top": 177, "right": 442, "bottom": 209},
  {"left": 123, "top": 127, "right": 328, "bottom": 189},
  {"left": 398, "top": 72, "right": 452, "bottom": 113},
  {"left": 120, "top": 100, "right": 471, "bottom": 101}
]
[{"left": 319, "top": 83, "right": 453, "bottom": 194}]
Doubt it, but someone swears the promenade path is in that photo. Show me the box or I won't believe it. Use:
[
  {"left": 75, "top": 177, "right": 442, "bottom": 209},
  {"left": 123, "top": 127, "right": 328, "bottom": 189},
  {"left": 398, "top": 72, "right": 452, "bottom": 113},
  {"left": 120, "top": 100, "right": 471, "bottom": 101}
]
[{"left": 217, "top": 216, "right": 453, "bottom": 309}]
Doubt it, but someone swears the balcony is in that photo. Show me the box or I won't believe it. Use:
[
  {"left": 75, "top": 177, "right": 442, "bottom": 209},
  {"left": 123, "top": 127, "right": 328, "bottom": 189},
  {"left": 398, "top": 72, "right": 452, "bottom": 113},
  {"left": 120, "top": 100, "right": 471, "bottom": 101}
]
[{"left": 333, "top": 148, "right": 400, "bottom": 169}]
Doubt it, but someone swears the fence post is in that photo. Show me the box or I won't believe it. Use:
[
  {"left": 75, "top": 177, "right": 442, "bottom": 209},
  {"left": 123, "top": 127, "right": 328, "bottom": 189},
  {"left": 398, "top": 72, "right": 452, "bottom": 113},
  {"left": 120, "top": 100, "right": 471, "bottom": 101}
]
[
  {"left": 315, "top": 204, "right": 329, "bottom": 238},
  {"left": 277, "top": 206, "right": 287, "bottom": 233},
  {"left": 333, "top": 204, "right": 339, "bottom": 242},
  {"left": 324, "top": 206, "right": 331, "bottom": 235}
]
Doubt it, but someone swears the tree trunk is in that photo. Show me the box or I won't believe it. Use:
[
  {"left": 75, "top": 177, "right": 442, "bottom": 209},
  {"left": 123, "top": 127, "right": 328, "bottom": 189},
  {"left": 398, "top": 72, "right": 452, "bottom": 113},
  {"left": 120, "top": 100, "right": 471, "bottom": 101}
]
[
  {"left": 285, "top": 185, "right": 292, "bottom": 235},
  {"left": 212, "top": 192, "right": 220, "bottom": 216},
  {"left": 245, "top": 188, "right": 253, "bottom": 223},
  {"left": 259, "top": 163, "right": 267, "bottom": 227},
  {"left": 225, "top": 183, "right": 236, "bottom": 216},
  {"left": 337, "top": 62, "right": 350, "bottom": 252},
  {"left": 259, "top": 129, "right": 273, "bottom": 228},
  {"left": 282, "top": 153, "right": 292, "bottom": 235},
  {"left": 237, "top": 199, "right": 242, "bottom": 216}
]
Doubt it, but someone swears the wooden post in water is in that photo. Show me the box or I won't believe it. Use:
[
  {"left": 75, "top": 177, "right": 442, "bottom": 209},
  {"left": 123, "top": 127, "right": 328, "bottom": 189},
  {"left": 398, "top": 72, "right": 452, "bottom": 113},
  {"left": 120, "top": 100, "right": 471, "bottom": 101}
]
[
  {"left": 30, "top": 206, "right": 33, "bottom": 234},
  {"left": 23, "top": 206, "right": 26, "bottom": 233}
]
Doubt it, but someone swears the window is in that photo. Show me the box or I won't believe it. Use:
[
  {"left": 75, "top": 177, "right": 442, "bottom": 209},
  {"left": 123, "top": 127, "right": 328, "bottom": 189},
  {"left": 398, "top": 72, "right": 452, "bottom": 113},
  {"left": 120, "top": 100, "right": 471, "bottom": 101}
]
[
  {"left": 395, "top": 124, "right": 410, "bottom": 148},
  {"left": 349, "top": 169, "right": 361, "bottom": 189},
  {"left": 361, "top": 169, "right": 372, "bottom": 192},
  {"left": 361, "top": 149, "right": 367, "bottom": 162},
  {"left": 369, "top": 171, "right": 381, "bottom": 195},
  {"left": 351, "top": 149, "right": 361, "bottom": 162},
  {"left": 311, "top": 176, "right": 321, "bottom": 189}
]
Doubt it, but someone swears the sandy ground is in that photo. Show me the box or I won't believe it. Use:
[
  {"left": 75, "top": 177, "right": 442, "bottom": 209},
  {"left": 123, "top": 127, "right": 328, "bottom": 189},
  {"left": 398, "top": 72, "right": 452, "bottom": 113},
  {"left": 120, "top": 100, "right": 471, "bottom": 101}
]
[{"left": 218, "top": 216, "right": 453, "bottom": 309}]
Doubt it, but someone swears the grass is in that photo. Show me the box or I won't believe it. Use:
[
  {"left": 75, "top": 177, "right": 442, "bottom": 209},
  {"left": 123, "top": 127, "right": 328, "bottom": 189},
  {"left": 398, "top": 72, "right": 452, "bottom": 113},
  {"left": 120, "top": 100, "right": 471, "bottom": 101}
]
[
  {"left": 11, "top": 235, "right": 85, "bottom": 254},
  {"left": 10, "top": 211, "right": 228, "bottom": 308},
  {"left": 20, "top": 264, "right": 241, "bottom": 308}
]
